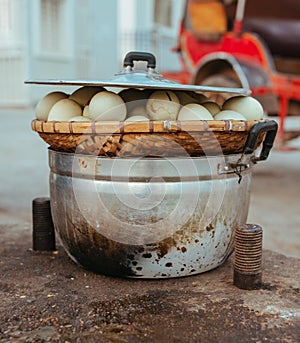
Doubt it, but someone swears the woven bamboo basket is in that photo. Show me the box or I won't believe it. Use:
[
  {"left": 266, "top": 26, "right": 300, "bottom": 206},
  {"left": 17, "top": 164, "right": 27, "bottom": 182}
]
[{"left": 32, "top": 119, "right": 266, "bottom": 157}]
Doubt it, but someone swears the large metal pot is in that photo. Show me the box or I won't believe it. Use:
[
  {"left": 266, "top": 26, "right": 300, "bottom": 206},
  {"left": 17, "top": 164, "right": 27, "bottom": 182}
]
[
  {"left": 49, "top": 121, "right": 276, "bottom": 278},
  {"left": 28, "top": 51, "right": 277, "bottom": 277},
  {"left": 49, "top": 151, "right": 248, "bottom": 277}
]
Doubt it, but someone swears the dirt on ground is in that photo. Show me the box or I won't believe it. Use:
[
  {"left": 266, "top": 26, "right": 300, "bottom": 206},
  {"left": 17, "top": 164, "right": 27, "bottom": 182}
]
[{"left": 0, "top": 223, "right": 299, "bottom": 343}]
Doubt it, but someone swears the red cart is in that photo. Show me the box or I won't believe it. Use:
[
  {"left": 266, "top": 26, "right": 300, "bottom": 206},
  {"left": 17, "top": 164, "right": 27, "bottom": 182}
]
[{"left": 163, "top": 0, "right": 300, "bottom": 142}]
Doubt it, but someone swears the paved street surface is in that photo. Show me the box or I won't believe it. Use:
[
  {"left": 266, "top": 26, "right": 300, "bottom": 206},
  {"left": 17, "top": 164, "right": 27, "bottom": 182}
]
[{"left": 0, "top": 108, "right": 299, "bottom": 342}]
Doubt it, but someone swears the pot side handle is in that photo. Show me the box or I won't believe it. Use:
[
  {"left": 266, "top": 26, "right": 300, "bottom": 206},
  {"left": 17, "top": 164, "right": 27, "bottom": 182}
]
[
  {"left": 243, "top": 120, "right": 278, "bottom": 162},
  {"left": 123, "top": 51, "right": 156, "bottom": 69}
]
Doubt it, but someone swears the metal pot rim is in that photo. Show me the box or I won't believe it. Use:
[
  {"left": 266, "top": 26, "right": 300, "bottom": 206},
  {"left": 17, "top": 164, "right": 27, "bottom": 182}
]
[{"left": 49, "top": 149, "right": 253, "bottom": 181}]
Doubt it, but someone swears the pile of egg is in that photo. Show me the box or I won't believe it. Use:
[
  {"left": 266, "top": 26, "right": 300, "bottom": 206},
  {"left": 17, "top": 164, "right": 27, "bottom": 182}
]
[{"left": 35, "top": 87, "right": 264, "bottom": 122}]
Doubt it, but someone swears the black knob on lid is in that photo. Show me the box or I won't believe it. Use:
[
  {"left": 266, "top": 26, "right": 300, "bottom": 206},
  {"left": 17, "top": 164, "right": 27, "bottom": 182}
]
[{"left": 123, "top": 51, "right": 156, "bottom": 69}]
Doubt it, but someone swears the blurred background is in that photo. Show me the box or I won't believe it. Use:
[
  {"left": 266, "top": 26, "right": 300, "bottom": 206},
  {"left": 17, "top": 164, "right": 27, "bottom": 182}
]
[
  {"left": 0, "top": 0, "right": 185, "bottom": 105},
  {"left": 0, "top": 0, "right": 299, "bottom": 258}
]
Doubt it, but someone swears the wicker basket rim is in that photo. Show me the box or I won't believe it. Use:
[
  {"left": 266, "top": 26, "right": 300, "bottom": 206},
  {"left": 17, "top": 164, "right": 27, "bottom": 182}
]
[{"left": 32, "top": 119, "right": 265, "bottom": 135}]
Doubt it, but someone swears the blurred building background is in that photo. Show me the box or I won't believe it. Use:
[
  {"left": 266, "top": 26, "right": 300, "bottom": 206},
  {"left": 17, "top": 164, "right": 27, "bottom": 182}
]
[{"left": 0, "top": 0, "right": 184, "bottom": 106}]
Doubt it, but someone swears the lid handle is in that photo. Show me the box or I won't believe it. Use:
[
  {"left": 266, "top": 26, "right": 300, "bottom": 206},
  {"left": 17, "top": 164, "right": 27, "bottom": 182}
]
[{"left": 123, "top": 51, "right": 156, "bottom": 69}]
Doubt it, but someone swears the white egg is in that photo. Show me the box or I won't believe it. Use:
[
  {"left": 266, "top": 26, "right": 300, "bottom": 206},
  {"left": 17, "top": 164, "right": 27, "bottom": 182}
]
[
  {"left": 214, "top": 110, "right": 246, "bottom": 120},
  {"left": 89, "top": 91, "right": 127, "bottom": 121},
  {"left": 83, "top": 105, "right": 91, "bottom": 118},
  {"left": 125, "top": 115, "right": 150, "bottom": 122},
  {"left": 146, "top": 90, "right": 180, "bottom": 120},
  {"left": 35, "top": 91, "right": 68, "bottom": 121},
  {"left": 118, "top": 88, "right": 145, "bottom": 103},
  {"left": 68, "top": 116, "right": 91, "bottom": 122},
  {"left": 188, "top": 91, "right": 208, "bottom": 103},
  {"left": 47, "top": 99, "right": 82, "bottom": 121},
  {"left": 174, "top": 91, "right": 208, "bottom": 106},
  {"left": 177, "top": 103, "right": 214, "bottom": 120},
  {"left": 201, "top": 101, "right": 221, "bottom": 116},
  {"left": 127, "top": 105, "right": 149, "bottom": 118},
  {"left": 222, "top": 96, "right": 264, "bottom": 120},
  {"left": 174, "top": 91, "right": 196, "bottom": 106},
  {"left": 69, "top": 86, "right": 104, "bottom": 106}
]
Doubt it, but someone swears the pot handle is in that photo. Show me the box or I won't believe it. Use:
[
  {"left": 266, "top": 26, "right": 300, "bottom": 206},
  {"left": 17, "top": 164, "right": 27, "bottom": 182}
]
[
  {"left": 243, "top": 120, "right": 278, "bottom": 162},
  {"left": 123, "top": 51, "right": 156, "bottom": 69}
]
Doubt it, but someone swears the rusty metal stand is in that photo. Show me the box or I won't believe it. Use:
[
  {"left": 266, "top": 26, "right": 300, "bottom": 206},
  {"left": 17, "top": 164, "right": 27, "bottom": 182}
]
[
  {"left": 234, "top": 224, "right": 263, "bottom": 290},
  {"left": 32, "top": 197, "right": 56, "bottom": 251}
]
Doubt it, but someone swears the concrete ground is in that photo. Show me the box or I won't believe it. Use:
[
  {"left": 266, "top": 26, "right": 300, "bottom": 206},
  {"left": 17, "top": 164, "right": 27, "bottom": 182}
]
[{"left": 0, "top": 108, "right": 299, "bottom": 342}]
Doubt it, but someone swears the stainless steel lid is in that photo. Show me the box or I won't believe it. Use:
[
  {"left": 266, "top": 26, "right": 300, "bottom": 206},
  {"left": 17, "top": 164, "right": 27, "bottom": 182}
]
[{"left": 25, "top": 51, "right": 250, "bottom": 95}]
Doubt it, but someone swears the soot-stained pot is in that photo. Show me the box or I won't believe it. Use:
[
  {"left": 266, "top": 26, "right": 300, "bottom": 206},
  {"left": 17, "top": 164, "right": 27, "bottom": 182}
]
[
  {"left": 27, "top": 52, "right": 278, "bottom": 278},
  {"left": 49, "top": 150, "right": 252, "bottom": 277},
  {"left": 49, "top": 118, "right": 277, "bottom": 278}
]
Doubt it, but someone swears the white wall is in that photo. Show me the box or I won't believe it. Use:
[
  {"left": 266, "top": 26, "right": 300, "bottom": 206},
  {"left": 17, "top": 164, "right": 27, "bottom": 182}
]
[
  {"left": 118, "top": 0, "right": 185, "bottom": 73},
  {"left": 0, "top": 0, "right": 185, "bottom": 106},
  {"left": 91, "top": 0, "right": 119, "bottom": 78},
  {"left": 118, "top": 0, "right": 137, "bottom": 67},
  {"left": 27, "top": 0, "right": 119, "bottom": 105},
  {"left": 0, "top": 0, "right": 28, "bottom": 105},
  {"left": 27, "top": 0, "right": 77, "bottom": 103},
  {"left": 116, "top": 0, "right": 185, "bottom": 76}
]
